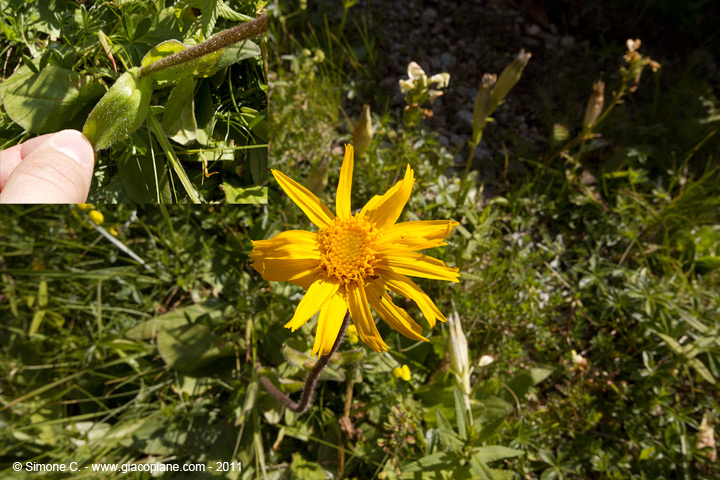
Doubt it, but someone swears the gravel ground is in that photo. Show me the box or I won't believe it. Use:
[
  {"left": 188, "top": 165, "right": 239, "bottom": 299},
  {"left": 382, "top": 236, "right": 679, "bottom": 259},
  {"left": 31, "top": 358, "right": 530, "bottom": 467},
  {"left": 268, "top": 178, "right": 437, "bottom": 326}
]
[{"left": 353, "top": 0, "right": 719, "bottom": 185}]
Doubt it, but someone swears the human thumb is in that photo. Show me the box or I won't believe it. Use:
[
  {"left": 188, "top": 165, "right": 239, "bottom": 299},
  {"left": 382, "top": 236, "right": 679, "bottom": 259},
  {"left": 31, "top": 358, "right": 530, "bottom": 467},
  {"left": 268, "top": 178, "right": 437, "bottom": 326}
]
[{"left": 0, "top": 130, "right": 95, "bottom": 204}]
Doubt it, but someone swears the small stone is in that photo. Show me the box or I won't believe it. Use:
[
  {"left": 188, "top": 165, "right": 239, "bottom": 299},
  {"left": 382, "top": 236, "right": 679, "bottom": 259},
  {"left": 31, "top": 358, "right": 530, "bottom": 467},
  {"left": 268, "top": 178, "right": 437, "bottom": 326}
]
[
  {"left": 457, "top": 109, "right": 474, "bottom": 126},
  {"left": 526, "top": 24, "right": 542, "bottom": 36},
  {"left": 422, "top": 8, "right": 438, "bottom": 23},
  {"left": 560, "top": 35, "right": 575, "bottom": 49},
  {"left": 439, "top": 52, "right": 452, "bottom": 70}
]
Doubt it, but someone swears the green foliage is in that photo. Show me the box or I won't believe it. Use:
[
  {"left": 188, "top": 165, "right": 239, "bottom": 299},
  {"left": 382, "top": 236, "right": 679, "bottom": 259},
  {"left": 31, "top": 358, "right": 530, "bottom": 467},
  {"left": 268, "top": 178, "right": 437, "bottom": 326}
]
[{"left": 264, "top": 1, "right": 720, "bottom": 479}]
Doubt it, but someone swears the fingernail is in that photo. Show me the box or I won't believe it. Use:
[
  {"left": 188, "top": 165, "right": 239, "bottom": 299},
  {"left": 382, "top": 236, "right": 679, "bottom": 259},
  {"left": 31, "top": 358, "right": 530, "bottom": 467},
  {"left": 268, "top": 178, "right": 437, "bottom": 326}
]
[{"left": 50, "top": 130, "right": 94, "bottom": 168}]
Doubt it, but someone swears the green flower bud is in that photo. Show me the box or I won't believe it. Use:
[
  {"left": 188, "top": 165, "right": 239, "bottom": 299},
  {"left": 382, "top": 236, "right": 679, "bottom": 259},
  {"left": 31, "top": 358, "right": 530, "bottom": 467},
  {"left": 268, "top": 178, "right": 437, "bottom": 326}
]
[
  {"left": 447, "top": 311, "right": 471, "bottom": 395},
  {"left": 472, "top": 73, "right": 496, "bottom": 144},
  {"left": 83, "top": 67, "right": 152, "bottom": 150},
  {"left": 352, "top": 104, "right": 373, "bottom": 158},
  {"left": 490, "top": 49, "right": 531, "bottom": 112},
  {"left": 583, "top": 80, "right": 605, "bottom": 131}
]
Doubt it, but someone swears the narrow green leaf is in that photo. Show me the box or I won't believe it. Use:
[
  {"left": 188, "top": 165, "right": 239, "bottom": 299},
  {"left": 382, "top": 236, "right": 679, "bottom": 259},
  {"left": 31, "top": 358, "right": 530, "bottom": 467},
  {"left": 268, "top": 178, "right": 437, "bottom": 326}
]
[
  {"left": 454, "top": 386, "right": 468, "bottom": 440},
  {"left": 689, "top": 358, "right": 717, "bottom": 384},
  {"left": 37, "top": 280, "right": 48, "bottom": 308},
  {"left": 655, "top": 332, "right": 684, "bottom": 355},
  {"left": 29, "top": 309, "right": 45, "bottom": 336}
]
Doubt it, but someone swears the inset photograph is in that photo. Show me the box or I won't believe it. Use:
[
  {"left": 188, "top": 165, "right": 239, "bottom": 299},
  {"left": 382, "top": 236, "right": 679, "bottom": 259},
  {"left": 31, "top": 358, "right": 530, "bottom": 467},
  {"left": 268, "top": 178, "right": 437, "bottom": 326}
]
[{"left": 0, "top": 1, "right": 267, "bottom": 204}]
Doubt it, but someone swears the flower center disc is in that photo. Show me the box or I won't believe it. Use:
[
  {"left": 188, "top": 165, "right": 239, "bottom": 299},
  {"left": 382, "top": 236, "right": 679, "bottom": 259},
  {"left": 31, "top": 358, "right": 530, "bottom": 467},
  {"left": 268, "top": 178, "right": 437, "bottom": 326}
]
[{"left": 317, "top": 215, "right": 380, "bottom": 285}]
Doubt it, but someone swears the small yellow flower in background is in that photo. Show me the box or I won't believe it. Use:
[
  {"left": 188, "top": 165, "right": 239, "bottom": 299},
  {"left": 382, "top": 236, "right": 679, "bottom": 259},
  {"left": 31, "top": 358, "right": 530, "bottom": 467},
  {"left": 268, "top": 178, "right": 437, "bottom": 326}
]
[
  {"left": 76, "top": 203, "right": 94, "bottom": 211},
  {"left": 88, "top": 210, "right": 104, "bottom": 225},
  {"left": 108, "top": 226, "right": 119, "bottom": 236},
  {"left": 347, "top": 324, "right": 359, "bottom": 344},
  {"left": 393, "top": 364, "right": 411, "bottom": 382},
  {"left": 251, "top": 144, "right": 459, "bottom": 356}
]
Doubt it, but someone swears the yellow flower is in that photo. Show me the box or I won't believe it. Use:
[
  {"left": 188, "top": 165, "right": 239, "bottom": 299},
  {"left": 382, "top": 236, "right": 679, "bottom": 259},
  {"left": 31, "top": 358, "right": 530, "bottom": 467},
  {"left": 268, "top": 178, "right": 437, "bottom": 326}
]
[
  {"left": 108, "top": 226, "right": 119, "bottom": 236},
  {"left": 347, "top": 324, "right": 359, "bottom": 344},
  {"left": 393, "top": 364, "right": 411, "bottom": 382},
  {"left": 251, "top": 145, "right": 459, "bottom": 356},
  {"left": 88, "top": 210, "right": 104, "bottom": 225},
  {"left": 76, "top": 203, "right": 94, "bottom": 211}
]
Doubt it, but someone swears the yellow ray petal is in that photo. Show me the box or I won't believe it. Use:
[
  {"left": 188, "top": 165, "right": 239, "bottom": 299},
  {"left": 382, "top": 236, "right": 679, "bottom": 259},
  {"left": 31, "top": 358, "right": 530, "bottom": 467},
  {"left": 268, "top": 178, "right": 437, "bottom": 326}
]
[
  {"left": 347, "top": 284, "right": 388, "bottom": 352},
  {"left": 378, "top": 251, "right": 460, "bottom": 283},
  {"left": 272, "top": 169, "right": 335, "bottom": 229},
  {"left": 381, "top": 270, "right": 447, "bottom": 327},
  {"left": 285, "top": 278, "right": 339, "bottom": 331},
  {"left": 380, "top": 220, "right": 459, "bottom": 250},
  {"left": 336, "top": 145, "right": 354, "bottom": 219},
  {"left": 366, "top": 281, "right": 427, "bottom": 342},
  {"left": 250, "top": 242, "right": 319, "bottom": 260},
  {"left": 251, "top": 257, "right": 319, "bottom": 283},
  {"left": 360, "top": 164, "right": 415, "bottom": 230},
  {"left": 253, "top": 229, "right": 317, "bottom": 246},
  {"left": 312, "top": 294, "right": 348, "bottom": 357}
]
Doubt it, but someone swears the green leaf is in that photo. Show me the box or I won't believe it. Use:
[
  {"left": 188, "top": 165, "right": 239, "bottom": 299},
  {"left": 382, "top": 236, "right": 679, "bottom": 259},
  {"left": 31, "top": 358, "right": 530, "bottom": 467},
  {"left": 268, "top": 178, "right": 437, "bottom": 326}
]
[
  {"left": 469, "top": 456, "right": 496, "bottom": 480},
  {"left": 157, "top": 323, "right": 232, "bottom": 372},
  {"left": 696, "top": 255, "right": 720, "bottom": 272},
  {"left": 37, "top": 280, "right": 48, "bottom": 308},
  {"left": 472, "top": 446, "right": 523, "bottom": 463},
  {"left": 125, "top": 301, "right": 234, "bottom": 340},
  {"left": 201, "top": 0, "right": 220, "bottom": 38},
  {"left": 223, "top": 183, "right": 268, "bottom": 204},
  {"left": 399, "top": 451, "right": 459, "bottom": 476},
  {"left": 434, "top": 408, "right": 463, "bottom": 451},
  {"left": 453, "top": 387, "right": 468, "bottom": 440},
  {"left": 117, "top": 152, "right": 172, "bottom": 203},
  {"left": 289, "top": 454, "right": 327, "bottom": 480},
  {"left": 248, "top": 146, "right": 268, "bottom": 184},
  {"left": 3, "top": 66, "right": 104, "bottom": 134},
  {"left": 202, "top": 40, "right": 261, "bottom": 76},
  {"left": 161, "top": 76, "right": 197, "bottom": 145},
  {"left": 530, "top": 367, "right": 554, "bottom": 385},
  {"left": 141, "top": 40, "right": 223, "bottom": 83},
  {"left": 195, "top": 79, "right": 215, "bottom": 145},
  {"left": 655, "top": 332, "right": 684, "bottom": 355},
  {"left": 216, "top": 1, "right": 253, "bottom": 21},
  {"left": 283, "top": 344, "right": 314, "bottom": 370},
  {"left": 83, "top": 68, "right": 152, "bottom": 150},
  {"left": 29, "top": 310, "right": 45, "bottom": 336},
  {"left": 689, "top": 358, "right": 717, "bottom": 384},
  {"left": 330, "top": 348, "right": 364, "bottom": 365}
]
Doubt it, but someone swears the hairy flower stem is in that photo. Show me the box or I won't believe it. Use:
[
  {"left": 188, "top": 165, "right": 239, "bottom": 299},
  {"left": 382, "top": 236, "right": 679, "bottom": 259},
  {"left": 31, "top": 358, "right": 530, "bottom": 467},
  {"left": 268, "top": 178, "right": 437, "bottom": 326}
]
[
  {"left": 138, "top": 13, "right": 268, "bottom": 79},
  {"left": 338, "top": 363, "right": 356, "bottom": 478},
  {"left": 259, "top": 312, "right": 351, "bottom": 414}
]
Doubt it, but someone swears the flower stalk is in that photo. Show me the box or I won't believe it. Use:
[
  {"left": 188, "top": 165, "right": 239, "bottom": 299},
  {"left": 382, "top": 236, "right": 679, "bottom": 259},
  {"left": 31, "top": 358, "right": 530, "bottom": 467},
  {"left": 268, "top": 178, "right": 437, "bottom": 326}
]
[
  {"left": 138, "top": 13, "right": 268, "bottom": 79},
  {"left": 259, "top": 312, "right": 351, "bottom": 414}
]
